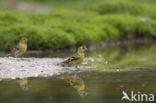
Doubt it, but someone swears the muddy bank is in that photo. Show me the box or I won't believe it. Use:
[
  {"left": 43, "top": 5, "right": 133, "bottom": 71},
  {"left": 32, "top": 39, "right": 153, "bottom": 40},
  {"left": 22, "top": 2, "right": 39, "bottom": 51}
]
[{"left": 0, "top": 57, "right": 93, "bottom": 79}]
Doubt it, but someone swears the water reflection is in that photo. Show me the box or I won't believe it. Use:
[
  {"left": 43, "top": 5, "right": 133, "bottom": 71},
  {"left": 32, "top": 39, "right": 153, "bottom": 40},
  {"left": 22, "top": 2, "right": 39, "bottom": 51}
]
[
  {"left": 16, "top": 78, "right": 29, "bottom": 91},
  {"left": 0, "top": 70, "right": 156, "bottom": 103},
  {"left": 58, "top": 73, "right": 87, "bottom": 96}
]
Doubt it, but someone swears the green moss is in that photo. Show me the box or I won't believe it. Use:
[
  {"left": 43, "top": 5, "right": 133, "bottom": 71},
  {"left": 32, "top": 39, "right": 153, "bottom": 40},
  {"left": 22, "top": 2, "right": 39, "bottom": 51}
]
[
  {"left": 90, "top": 1, "right": 143, "bottom": 15},
  {"left": 0, "top": 0, "right": 155, "bottom": 51}
]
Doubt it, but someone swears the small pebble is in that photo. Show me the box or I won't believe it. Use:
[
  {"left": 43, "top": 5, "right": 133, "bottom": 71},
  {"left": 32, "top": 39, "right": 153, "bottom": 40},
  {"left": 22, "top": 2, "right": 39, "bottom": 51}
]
[
  {"left": 8, "top": 61, "right": 12, "bottom": 64},
  {"left": 34, "top": 74, "right": 38, "bottom": 77},
  {"left": 11, "top": 68, "right": 16, "bottom": 71},
  {"left": 11, "top": 77, "right": 16, "bottom": 79}
]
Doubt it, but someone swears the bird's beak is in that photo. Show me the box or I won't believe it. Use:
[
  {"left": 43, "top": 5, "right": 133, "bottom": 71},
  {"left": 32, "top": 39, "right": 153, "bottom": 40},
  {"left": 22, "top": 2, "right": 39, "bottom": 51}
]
[{"left": 25, "top": 38, "right": 28, "bottom": 43}]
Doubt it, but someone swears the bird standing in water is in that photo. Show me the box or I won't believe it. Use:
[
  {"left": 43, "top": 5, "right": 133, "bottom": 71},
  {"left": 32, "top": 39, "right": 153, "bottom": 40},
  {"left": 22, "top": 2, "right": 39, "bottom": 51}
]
[
  {"left": 7, "top": 37, "right": 28, "bottom": 57},
  {"left": 60, "top": 46, "right": 87, "bottom": 67}
]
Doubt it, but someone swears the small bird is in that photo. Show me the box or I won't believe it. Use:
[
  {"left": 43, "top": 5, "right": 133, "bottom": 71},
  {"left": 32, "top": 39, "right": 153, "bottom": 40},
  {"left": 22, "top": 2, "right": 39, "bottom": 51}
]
[
  {"left": 59, "top": 46, "right": 87, "bottom": 67},
  {"left": 6, "top": 37, "right": 28, "bottom": 57}
]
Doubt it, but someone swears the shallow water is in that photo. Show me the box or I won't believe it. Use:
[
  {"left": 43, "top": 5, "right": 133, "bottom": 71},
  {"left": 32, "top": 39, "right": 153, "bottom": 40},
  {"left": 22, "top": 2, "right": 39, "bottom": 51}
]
[
  {"left": 0, "top": 70, "right": 156, "bottom": 103},
  {"left": 0, "top": 44, "right": 156, "bottom": 103}
]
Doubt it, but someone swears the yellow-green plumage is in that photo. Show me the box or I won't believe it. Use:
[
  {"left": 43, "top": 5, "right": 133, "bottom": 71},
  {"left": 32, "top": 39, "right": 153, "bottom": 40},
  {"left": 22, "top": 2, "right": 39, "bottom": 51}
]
[
  {"left": 60, "top": 46, "right": 86, "bottom": 67},
  {"left": 7, "top": 37, "right": 28, "bottom": 57}
]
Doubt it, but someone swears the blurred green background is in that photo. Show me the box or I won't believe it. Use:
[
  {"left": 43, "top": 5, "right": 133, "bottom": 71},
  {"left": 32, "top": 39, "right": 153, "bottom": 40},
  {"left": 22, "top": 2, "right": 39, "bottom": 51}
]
[
  {"left": 0, "top": 0, "right": 155, "bottom": 50},
  {"left": 0, "top": 0, "right": 156, "bottom": 67}
]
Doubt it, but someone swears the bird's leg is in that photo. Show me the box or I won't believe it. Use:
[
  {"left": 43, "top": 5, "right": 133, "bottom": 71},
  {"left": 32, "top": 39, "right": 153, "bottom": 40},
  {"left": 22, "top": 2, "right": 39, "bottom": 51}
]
[
  {"left": 19, "top": 56, "right": 25, "bottom": 61},
  {"left": 15, "top": 56, "right": 21, "bottom": 61},
  {"left": 21, "top": 58, "right": 24, "bottom": 61},
  {"left": 75, "top": 66, "right": 80, "bottom": 71}
]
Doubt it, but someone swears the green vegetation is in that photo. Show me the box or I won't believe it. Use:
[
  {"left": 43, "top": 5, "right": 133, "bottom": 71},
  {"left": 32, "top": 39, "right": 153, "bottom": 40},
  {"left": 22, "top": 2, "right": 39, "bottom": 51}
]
[{"left": 0, "top": 0, "right": 155, "bottom": 51}]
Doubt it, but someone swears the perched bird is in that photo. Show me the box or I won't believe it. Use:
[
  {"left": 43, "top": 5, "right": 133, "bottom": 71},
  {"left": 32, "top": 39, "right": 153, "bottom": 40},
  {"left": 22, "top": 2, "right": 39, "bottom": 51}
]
[
  {"left": 6, "top": 37, "right": 28, "bottom": 57},
  {"left": 59, "top": 46, "right": 87, "bottom": 67}
]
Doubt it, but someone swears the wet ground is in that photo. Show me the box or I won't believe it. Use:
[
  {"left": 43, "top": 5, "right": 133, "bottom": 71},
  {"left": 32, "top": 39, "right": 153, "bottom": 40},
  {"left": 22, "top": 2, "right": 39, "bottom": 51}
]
[
  {"left": 0, "top": 57, "right": 94, "bottom": 79},
  {"left": 0, "top": 70, "right": 156, "bottom": 103}
]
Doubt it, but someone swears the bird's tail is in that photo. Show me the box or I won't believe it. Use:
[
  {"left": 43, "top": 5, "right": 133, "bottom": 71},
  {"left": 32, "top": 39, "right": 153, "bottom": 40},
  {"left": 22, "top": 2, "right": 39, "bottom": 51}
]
[
  {"left": 57, "top": 60, "right": 70, "bottom": 67},
  {"left": 6, "top": 54, "right": 11, "bottom": 57},
  {"left": 57, "top": 62, "right": 65, "bottom": 66}
]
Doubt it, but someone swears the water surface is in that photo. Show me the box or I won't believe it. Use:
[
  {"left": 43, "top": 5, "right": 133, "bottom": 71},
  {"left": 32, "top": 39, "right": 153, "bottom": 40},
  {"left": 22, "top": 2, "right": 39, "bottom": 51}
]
[{"left": 0, "top": 70, "right": 156, "bottom": 103}]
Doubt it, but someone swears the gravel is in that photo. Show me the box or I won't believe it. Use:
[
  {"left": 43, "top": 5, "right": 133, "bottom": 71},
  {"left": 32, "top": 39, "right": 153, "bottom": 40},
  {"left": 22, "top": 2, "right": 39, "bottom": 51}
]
[{"left": 0, "top": 57, "right": 92, "bottom": 79}]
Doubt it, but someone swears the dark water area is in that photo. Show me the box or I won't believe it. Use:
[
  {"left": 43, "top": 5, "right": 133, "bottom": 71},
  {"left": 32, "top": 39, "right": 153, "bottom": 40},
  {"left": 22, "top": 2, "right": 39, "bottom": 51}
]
[{"left": 0, "top": 70, "right": 156, "bottom": 103}]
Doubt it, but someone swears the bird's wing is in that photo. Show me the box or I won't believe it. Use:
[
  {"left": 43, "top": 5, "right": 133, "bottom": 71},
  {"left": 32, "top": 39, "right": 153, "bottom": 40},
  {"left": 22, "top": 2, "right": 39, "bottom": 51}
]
[
  {"left": 70, "top": 80, "right": 81, "bottom": 86},
  {"left": 65, "top": 53, "right": 80, "bottom": 62},
  {"left": 6, "top": 44, "right": 21, "bottom": 57},
  {"left": 59, "top": 52, "right": 81, "bottom": 66},
  {"left": 9, "top": 44, "right": 21, "bottom": 56},
  {"left": 11, "top": 44, "right": 20, "bottom": 53}
]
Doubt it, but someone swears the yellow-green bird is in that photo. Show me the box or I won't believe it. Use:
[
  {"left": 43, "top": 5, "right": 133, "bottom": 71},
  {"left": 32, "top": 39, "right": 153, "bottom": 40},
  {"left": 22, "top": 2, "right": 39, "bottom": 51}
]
[
  {"left": 7, "top": 37, "right": 28, "bottom": 57},
  {"left": 60, "top": 46, "right": 87, "bottom": 67}
]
